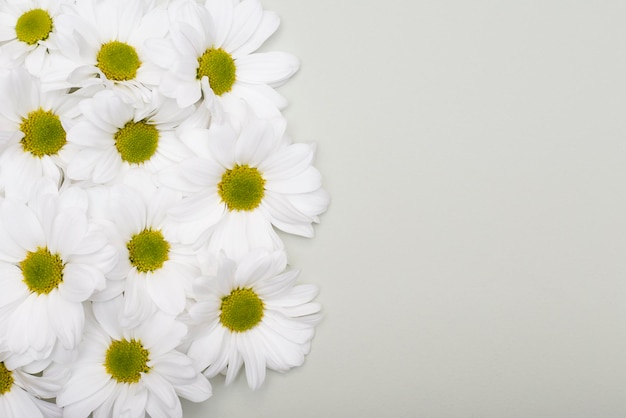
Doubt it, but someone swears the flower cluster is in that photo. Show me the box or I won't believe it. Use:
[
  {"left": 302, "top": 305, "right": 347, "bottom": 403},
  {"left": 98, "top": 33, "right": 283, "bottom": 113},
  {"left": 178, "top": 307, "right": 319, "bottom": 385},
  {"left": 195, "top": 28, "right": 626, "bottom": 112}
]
[{"left": 0, "top": 0, "right": 328, "bottom": 416}]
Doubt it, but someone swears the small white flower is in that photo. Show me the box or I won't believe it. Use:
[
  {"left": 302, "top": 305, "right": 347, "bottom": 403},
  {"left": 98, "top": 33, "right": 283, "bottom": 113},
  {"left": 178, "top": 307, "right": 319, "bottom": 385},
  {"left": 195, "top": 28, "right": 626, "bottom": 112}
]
[
  {"left": 0, "top": 354, "right": 64, "bottom": 418},
  {"left": 0, "top": 0, "right": 74, "bottom": 77},
  {"left": 54, "top": 0, "right": 169, "bottom": 102},
  {"left": 65, "top": 90, "right": 194, "bottom": 185},
  {"left": 162, "top": 116, "right": 329, "bottom": 261},
  {"left": 57, "top": 297, "right": 212, "bottom": 418},
  {"left": 151, "top": 0, "right": 299, "bottom": 124},
  {"left": 0, "top": 68, "right": 80, "bottom": 202},
  {"left": 0, "top": 179, "right": 118, "bottom": 360},
  {"left": 88, "top": 183, "right": 200, "bottom": 326},
  {"left": 187, "top": 249, "right": 321, "bottom": 390}
]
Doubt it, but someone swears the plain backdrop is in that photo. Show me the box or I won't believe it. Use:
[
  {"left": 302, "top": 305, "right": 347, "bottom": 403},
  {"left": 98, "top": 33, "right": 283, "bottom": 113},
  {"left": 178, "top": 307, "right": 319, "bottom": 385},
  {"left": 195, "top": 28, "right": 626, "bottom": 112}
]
[{"left": 184, "top": 1, "right": 626, "bottom": 417}]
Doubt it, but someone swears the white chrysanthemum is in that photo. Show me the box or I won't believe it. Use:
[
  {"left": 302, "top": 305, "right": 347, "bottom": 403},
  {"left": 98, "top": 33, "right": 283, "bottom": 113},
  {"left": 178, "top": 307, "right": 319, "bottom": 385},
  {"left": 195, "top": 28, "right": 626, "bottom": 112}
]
[
  {"left": 0, "top": 0, "right": 73, "bottom": 77},
  {"left": 65, "top": 90, "right": 194, "bottom": 185},
  {"left": 87, "top": 183, "right": 200, "bottom": 326},
  {"left": 0, "top": 68, "right": 79, "bottom": 202},
  {"left": 161, "top": 116, "right": 329, "bottom": 261},
  {"left": 0, "top": 180, "right": 118, "bottom": 361},
  {"left": 0, "top": 354, "right": 64, "bottom": 418},
  {"left": 53, "top": 0, "right": 169, "bottom": 102},
  {"left": 186, "top": 249, "right": 321, "bottom": 390},
  {"left": 151, "top": 0, "right": 298, "bottom": 124},
  {"left": 57, "top": 297, "right": 212, "bottom": 418}
]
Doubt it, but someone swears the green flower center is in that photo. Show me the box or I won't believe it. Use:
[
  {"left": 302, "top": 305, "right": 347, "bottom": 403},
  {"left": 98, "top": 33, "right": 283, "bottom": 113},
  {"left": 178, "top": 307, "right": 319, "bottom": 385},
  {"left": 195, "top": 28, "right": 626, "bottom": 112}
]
[
  {"left": 127, "top": 229, "right": 170, "bottom": 273},
  {"left": 96, "top": 41, "right": 141, "bottom": 81},
  {"left": 196, "top": 47, "right": 236, "bottom": 96},
  {"left": 104, "top": 339, "right": 150, "bottom": 384},
  {"left": 20, "top": 247, "right": 64, "bottom": 295},
  {"left": 20, "top": 109, "right": 66, "bottom": 157},
  {"left": 220, "top": 288, "right": 264, "bottom": 332},
  {"left": 114, "top": 120, "right": 159, "bottom": 164},
  {"left": 15, "top": 9, "right": 53, "bottom": 45},
  {"left": 0, "top": 363, "right": 14, "bottom": 395},
  {"left": 217, "top": 164, "right": 265, "bottom": 212}
]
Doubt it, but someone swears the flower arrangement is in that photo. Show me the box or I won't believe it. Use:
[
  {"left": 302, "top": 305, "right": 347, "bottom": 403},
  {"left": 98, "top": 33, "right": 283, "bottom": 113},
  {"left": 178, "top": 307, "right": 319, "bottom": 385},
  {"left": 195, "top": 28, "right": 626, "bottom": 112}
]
[{"left": 0, "top": 0, "right": 328, "bottom": 416}]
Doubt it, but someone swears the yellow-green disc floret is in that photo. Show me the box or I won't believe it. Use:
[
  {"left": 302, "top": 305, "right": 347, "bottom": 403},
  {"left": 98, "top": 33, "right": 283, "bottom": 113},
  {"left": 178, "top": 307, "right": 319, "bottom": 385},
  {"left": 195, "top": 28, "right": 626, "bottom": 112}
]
[
  {"left": 127, "top": 229, "right": 170, "bottom": 273},
  {"left": 104, "top": 339, "right": 150, "bottom": 384},
  {"left": 196, "top": 47, "right": 236, "bottom": 96},
  {"left": 114, "top": 120, "right": 159, "bottom": 164},
  {"left": 20, "top": 109, "right": 66, "bottom": 157},
  {"left": 220, "top": 288, "right": 264, "bottom": 332},
  {"left": 0, "top": 363, "right": 14, "bottom": 395},
  {"left": 97, "top": 41, "right": 141, "bottom": 81},
  {"left": 217, "top": 164, "right": 265, "bottom": 212},
  {"left": 15, "top": 9, "right": 53, "bottom": 45},
  {"left": 20, "top": 247, "right": 64, "bottom": 295}
]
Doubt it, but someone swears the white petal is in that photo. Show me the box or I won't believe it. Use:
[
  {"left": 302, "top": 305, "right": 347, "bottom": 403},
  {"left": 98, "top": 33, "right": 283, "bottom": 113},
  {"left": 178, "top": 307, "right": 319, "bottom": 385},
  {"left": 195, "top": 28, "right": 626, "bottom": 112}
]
[
  {"left": 47, "top": 293, "right": 84, "bottom": 349},
  {"left": 259, "top": 143, "right": 315, "bottom": 179},
  {"left": 235, "top": 52, "right": 299, "bottom": 85},
  {"left": 48, "top": 208, "right": 88, "bottom": 256},
  {"left": 0, "top": 263, "right": 28, "bottom": 306},
  {"left": 59, "top": 264, "right": 100, "bottom": 302},
  {"left": 205, "top": 0, "right": 233, "bottom": 47},
  {"left": 234, "top": 118, "right": 279, "bottom": 166},
  {"left": 173, "top": 373, "right": 212, "bottom": 402},
  {"left": 239, "top": 330, "right": 266, "bottom": 390},
  {"left": 57, "top": 366, "right": 110, "bottom": 407},
  {"left": 146, "top": 271, "right": 186, "bottom": 316},
  {"left": 143, "top": 372, "right": 178, "bottom": 411},
  {"left": 1, "top": 200, "right": 44, "bottom": 252},
  {"left": 223, "top": 0, "right": 262, "bottom": 53},
  {"left": 231, "top": 10, "right": 279, "bottom": 58},
  {"left": 92, "top": 297, "right": 123, "bottom": 340},
  {"left": 62, "top": 379, "right": 117, "bottom": 418}
]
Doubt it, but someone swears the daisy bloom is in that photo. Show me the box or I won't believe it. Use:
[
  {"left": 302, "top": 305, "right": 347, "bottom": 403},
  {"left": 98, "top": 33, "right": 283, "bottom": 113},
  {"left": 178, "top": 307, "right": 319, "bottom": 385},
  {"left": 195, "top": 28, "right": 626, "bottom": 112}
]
[
  {"left": 65, "top": 89, "right": 194, "bottom": 185},
  {"left": 57, "top": 297, "right": 212, "bottom": 418},
  {"left": 0, "top": 0, "right": 73, "bottom": 77},
  {"left": 88, "top": 183, "right": 200, "bottom": 326},
  {"left": 152, "top": 0, "right": 299, "bottom": 124},
  {"left": 0, "top": 354, "right": 64, "bottom": 418},
  {"left": 0, "top": 179, "right": 118, "bottom": 361},
  {"left": 53, "top": 0, "right": 169, "bottom": 102},
  {"left": 162, "top": 115, "right": 329, "bottom": 261},
  {"left": 187, "top": 249, "right": 321, "bottom": 390},
  {"left": 0, "top": 68, "right": 79, "bottom": 202}
]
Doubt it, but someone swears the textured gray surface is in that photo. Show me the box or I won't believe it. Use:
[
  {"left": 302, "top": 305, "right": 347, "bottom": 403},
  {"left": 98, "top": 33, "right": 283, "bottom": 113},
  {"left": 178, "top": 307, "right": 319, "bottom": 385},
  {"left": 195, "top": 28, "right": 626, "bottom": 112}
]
[{"left": 184, "top": 1, "right": 626, "bottom": 416}]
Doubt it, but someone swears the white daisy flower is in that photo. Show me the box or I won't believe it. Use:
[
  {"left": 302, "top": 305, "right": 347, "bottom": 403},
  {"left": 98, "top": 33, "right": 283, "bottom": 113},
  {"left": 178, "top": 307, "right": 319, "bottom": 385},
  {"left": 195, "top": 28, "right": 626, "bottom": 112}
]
[
  {"left": 161, "top": 116, "right": 329, "bottom": 261},
  {"left": 89, "top": 183, "right": 200, "bottom": 326},
  {"left": 57, "top": 297, "right": 212, "bottom": 418},
  {"left": 187, "top": 249, "right": 321, "bottom": 390},
  {"left": 0, "top": 68, "right": 79, "bottom": 202},
  {"left": 0, "top": 355, "right": 63, "bottom": 418},
  {"left": 54, "top": 0, "right": 169, "bottom": 102},
  {"left": 151, "top": 0, "right": 299, "bottom": 124},
  {"left": 0, "top": 0, "right": 73, "bottom": 77},
  {"left": 65, "top": 89, "right": 194, "bottom": 185},
  {"left": 0, "top": 179, "right": 118, "bottom": 361}
]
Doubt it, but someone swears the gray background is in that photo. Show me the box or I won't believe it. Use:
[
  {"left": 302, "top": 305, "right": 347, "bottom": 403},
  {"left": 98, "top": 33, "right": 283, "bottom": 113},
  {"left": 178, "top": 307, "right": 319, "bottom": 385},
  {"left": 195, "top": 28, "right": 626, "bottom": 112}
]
[{"left": 184, "top": 1, "right": 626, "bottom": 416}]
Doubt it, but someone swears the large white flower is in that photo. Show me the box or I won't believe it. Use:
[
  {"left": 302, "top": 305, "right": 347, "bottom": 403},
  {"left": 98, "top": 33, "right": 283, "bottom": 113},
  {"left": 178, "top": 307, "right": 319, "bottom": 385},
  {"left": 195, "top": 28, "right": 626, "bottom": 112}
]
[
  {"left": 161, "top": 116, "right": 329, "bottom": 261},
  {"left": 187, "top": 249, "right": 321, "bottom": 390},
  {"left": 0, "top": 354, "right": 64, "bottom": 418},
  {"left": 53, "top": 0, "right": 169, "bottom": 102},
  {"left": 0, "top": 0, "right": 73, "bottom": 77},
  {"left": 57, "top": 297, "right": 212, "bottom": 418},
  {"left": 0, "top": 68, "right": 79, "bottom": 202},
  {"left": 65, "top": 90, "right": 194, "bottom": 185},
  {"left": 151, "top": 0, "right": 299, "bottom": 124},
  {"left": 87, "top": 182, "right": 200, "bottom": 327},
  {"left": 0, "top": 180, "right": 118, "bottom": 361}
]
